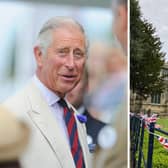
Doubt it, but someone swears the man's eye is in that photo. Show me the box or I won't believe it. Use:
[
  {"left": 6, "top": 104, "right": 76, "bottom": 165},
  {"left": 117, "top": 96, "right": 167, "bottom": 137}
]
[
  {"left": 74, "top": 51, "right": 84, "bottom": 58},
  {"left": 57, "top": 49, "right": 67, "bottom": 56},
  {"left": 59, "top": 50, "right": 66, "bottom": 53}
]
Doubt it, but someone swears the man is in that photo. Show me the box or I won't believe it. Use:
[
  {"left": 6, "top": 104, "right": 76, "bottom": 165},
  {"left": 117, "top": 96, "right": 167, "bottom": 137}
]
[
  {"left": 92, "top": 0, "right": 128, "bottom": 168},
  {"left": 2, "top": 17, "right": 90, "bottom": 168}
]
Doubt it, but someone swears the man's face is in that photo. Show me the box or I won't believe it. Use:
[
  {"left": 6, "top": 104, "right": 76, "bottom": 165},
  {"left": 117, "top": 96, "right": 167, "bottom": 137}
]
[{"left": 35, "top": 26, "right": 86, "bottom": 97}]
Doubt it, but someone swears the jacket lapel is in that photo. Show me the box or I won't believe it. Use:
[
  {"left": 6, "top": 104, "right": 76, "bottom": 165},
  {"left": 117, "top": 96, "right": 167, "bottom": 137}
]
[{"left": 25, "top": 82, "right": 76, "bottom": 168}]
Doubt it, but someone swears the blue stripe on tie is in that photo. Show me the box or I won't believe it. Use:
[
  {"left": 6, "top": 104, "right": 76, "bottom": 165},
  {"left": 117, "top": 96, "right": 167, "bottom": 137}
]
[
  {"left": 74, "top": 145, "right": 80, "bottom": 165},
  {"left": 69, "top": 121, "right": 76, "bottom": 147},
  {"left": 64, "top": 108, "right": 71, "bottom": 124}
]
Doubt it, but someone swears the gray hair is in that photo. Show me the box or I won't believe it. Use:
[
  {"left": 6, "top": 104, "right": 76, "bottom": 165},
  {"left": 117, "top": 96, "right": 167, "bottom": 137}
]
[{"left": 35, "top": 16, "right": 89, "bottom": 55}]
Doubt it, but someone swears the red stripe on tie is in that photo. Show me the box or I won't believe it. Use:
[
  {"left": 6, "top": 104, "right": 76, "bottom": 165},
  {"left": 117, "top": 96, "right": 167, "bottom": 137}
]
[
  {"left": 67, "top": 114, "right": 75, "bottom": 136},
  {"left": 77, "top": 150, "right": 83, "bottom": 168},
  {"left": 63, "top": 107, "right": 68, "bottom": 117}
]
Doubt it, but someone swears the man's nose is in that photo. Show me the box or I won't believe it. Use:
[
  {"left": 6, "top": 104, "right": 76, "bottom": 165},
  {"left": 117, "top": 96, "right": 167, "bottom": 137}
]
[{"left": 65, "top": 54, "right": 75, "bottom": 70}]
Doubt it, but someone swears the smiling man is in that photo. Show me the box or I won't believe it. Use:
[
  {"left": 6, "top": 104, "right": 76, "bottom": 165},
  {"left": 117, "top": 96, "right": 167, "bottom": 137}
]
[{"left": 2, "top": 17, "right": 89, "bottom": 168}]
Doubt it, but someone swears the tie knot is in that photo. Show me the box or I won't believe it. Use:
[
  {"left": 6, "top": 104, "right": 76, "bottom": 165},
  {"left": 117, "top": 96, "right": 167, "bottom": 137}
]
[{"left": 58, "top": 98, "right": 68, "bottom": 108}]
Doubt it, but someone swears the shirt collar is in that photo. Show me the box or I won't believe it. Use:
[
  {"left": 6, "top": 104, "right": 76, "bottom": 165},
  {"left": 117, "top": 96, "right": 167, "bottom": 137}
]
[{"left": 33, "top": 75, "right": 60, "bottom": 106}]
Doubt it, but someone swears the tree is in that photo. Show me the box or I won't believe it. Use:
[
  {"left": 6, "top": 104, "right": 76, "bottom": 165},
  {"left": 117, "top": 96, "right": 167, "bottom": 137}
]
[{"left": 130, "top": 0, "right": 165, "bottom": 101}]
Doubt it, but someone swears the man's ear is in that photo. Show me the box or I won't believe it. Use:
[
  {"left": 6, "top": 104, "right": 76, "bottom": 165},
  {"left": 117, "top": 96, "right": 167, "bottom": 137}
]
[{"left": 34, "top": 46, "right": 43, "bottom": 68}]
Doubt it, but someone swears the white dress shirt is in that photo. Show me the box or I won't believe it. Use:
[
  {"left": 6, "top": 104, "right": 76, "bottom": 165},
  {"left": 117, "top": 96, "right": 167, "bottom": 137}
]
[{"left": 33, "top": 75, "right": 69, "bottom": 144}]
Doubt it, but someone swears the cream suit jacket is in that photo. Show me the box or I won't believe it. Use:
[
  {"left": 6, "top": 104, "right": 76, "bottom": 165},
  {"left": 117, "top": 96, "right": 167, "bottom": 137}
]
[{"left": 2, "top": 82, "right": 90, "bottom": 168}]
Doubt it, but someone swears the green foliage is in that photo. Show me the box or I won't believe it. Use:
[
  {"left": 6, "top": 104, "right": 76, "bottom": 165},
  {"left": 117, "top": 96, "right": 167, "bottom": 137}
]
[{"left": 130, "top": 0, "right": 165, "bottom": 99}]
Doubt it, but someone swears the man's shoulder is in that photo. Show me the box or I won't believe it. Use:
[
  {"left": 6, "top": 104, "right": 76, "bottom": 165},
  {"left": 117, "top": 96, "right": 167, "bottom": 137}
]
[{"left": 1, "top": 82, "right": 35, "bottom": 117}]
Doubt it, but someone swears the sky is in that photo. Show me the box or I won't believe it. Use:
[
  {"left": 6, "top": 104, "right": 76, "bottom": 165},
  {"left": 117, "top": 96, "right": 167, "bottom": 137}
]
[{"left": 139, "top": 0, "right": 168, "bottom": 61}]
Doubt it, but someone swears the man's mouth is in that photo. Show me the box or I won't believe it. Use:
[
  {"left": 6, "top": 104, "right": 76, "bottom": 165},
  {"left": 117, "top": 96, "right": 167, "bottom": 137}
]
[{"left": 60, "top": 74, "right": 77, "bottom": 81}]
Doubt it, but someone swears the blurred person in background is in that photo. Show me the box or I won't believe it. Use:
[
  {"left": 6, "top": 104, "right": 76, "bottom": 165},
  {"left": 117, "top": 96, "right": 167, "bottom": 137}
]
[
  {"left": 89, "top": 0, "right": 128, "bottom": 167},
  {"left": 89, "top": 46, "right": 126, "bottom": 124},
  {"left": 0, "top": 105, "right": 30, "bottom": 168},
  {"left": 2, "top": 16, "right": 90, "bottom": 168},
  {"left": 87, "top": 42, "right": 109, "bottom": 92}
]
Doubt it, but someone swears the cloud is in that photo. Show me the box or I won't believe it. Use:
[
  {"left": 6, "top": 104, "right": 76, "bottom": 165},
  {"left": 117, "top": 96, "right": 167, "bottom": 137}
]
[{"left": 139, "top": 0, "right": 168, "bottom": 60}]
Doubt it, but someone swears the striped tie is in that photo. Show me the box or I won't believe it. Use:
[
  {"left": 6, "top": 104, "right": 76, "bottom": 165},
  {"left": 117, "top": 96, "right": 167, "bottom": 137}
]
[{"left": 58, "top": 98, "right": 85, "bottom": 168}]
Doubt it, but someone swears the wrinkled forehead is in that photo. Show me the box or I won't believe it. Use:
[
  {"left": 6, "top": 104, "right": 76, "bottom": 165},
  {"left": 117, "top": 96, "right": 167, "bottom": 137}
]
[
  {"left": 37, "top": 19, "right": 89, "bottom": 53},
  {"left": 51, "top": 26, "right": 87, "bottom": 50}
]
